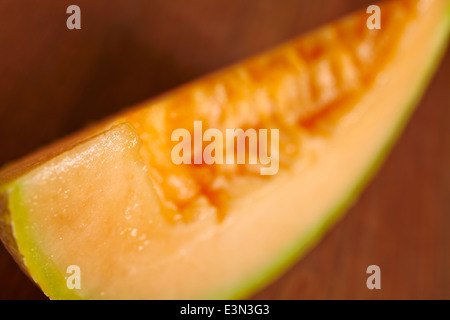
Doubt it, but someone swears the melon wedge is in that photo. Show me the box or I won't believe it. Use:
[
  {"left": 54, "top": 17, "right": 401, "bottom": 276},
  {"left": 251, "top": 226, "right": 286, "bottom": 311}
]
[{"left": 0, "top": 0, "right": 449, "bottom": 300}]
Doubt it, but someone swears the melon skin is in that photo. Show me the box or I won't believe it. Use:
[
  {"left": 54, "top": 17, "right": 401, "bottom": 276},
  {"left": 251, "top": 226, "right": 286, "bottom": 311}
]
[{"left": 0, "top": 0, "right": 449, "bottom": 300}]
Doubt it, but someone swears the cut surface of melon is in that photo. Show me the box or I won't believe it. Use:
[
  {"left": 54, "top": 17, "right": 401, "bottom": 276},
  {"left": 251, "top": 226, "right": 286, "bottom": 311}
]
[{"left": 0, "top": 0, "right": 449, "bottom": 299}]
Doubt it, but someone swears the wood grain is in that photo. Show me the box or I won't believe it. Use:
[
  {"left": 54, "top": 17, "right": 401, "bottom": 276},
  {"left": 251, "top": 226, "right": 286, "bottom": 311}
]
[{"left": 0, "top": 0, "right": 448, "bottom": 299}]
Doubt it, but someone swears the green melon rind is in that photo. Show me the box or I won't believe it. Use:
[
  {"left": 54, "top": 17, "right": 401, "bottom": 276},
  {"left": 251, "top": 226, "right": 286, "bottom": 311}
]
[
  {"left": 2, "top": 3, "right": 450, "bottom": 300},
  {"left": 7, "top": 184, "right": 83, "bottom": 299}
]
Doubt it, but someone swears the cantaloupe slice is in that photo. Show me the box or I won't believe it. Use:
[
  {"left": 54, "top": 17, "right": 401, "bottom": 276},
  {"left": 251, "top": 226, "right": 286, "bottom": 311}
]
[{"left": 0, "top": 0, "right": 449, "bottom": 300}]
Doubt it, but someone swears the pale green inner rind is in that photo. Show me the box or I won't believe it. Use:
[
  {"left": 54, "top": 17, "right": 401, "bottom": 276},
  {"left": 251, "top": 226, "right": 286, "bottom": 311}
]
[{"left": 8, "top": 184, "right": 82, "bottom": 300}]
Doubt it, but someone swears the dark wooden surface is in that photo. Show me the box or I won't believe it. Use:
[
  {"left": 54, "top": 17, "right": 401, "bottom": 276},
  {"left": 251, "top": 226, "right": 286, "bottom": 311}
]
[{"left": 0, "top": 0, "right": 449, "bottom": 299}]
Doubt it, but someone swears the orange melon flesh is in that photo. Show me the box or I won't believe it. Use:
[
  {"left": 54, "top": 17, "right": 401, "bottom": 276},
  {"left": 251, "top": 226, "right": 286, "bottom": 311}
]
[{"left": 0, "top": 0, "right": 449, "bottom": 299}]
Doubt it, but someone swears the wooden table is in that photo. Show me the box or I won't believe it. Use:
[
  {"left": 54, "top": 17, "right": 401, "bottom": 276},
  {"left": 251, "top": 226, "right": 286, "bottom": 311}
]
[{"left": 0, "top": 0, "right": 449, "bottom": 299}]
